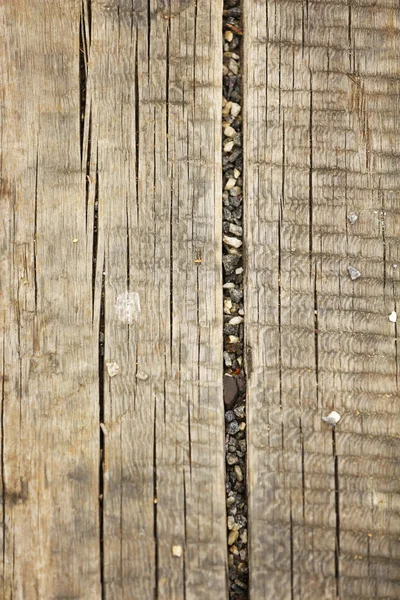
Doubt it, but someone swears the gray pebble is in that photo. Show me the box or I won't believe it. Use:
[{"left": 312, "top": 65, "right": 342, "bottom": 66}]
[
  {"left": 348, "top": 266, "right": 361, "bottom": 280},
  {"left": 227, "top": 420, "right": 240, "bottom": 435}
]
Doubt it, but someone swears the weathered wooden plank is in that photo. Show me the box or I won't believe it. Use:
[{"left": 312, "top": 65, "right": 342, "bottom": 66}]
[
  {"left": 1, "top": 0, "right": 226, "bottom": 598},
  {"left": 244, "top": 1, "right": 400, "bottom": 598},
  {"left": 0, "top": 1, "right": 101, "bottom": 598},
  {"left": 87, "top": 0, "right": 227, "bottom": 598}
]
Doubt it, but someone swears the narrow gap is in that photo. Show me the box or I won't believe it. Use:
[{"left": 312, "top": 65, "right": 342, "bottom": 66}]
[
  {"left": 134, "top": 34, "right": 140, "bottom": 223},
  {"left": 147, "top": 0, "right": 151, "bottom": 78},
  {"left": 182, "top": 472, "right": 187, "bottom": 600},
  {"left": 289, "top": 498, "right": 294, "bottom": 600},
  {"left": 347, "top": 2, "right": 352, "bottom": 71},
  {"left": 85, "top": 111, "right": 92, "bottom": 232},
  {"left": 313, "top": 267, "right": 319, "bottom": 409},
  {"left": 87, "top": 0, "right": 92, "bottom": 44},
  {"left": 33, "top": 149, "right": 39, "bottom": 312},
  {"left": 222, "top": 0, "right": 248, "bottom": 596},
  {"left": 196, "top": 268, "right": 201, "bottom": 413},
  {"left": 99, "top": 267, "right": 106, "bottom": 600},
  {"left": 187, "top": 395, "right": 192, "bottom": 477},
  {"left": 166, "top": 20, "right": 173, "bottom": 364},
  {"left": 332, "top": 430, "right": 340, "bottom": 598},
  {"left": 380, "top": 188, "right": 386, "bottom": 289},
  {"left": 79, "top": 11, "right": 87, "bottom": 164},
  {"left": 125, "top": 193, "right": 130, "bottom": 350},
  {"left": 299, "top": 417, "right": 306, "bottom": 521},
  {"left": 193, "top": 1, "right": 198, "bottom": 106},
  {"left": 92, "top": 145, "right": 99, "bottom": 318},
  {"left": 153, "top": 396, "right": 159, "bottom": 599},
  {"left": 308, "top": 71, "right": 313, "bottom": 275},
  {"left": 1, "top": 340, "right": 6, "bottom": 580},
  {"left": 278, "top": 210, "right": 283, "bottom": 448}
]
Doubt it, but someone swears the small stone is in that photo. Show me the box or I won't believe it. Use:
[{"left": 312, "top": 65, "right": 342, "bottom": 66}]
[
  {"left": 230, "top": 289, "right": 243, "bottom": 303},
  {"left": 389, "top": 311, "right": 397, "bottom": 323},
  {"left": 224, "top": 140, "right": 235, "bottom": 153},
  {"left": 228, "top": 530, "right": 239, "bottom": 545},
  {"left": 229, "top": 186, "right": 242, "bottom": 197},
  {"left": 224, "top": 374, "right": 238, "bottom": 406},
  {"left": 223, "top": 282, "right": 235, "bottom": 289},
  {"left": 223, "top": 254, "right": 240, "bottom": 275},
  {"left": 106, "top": 361, "right": 120, "bottom": 377},
  {"left": 223, "top": 352, "right": 232, "bottom": 367},
  {"left": 231, "top": 102, "right": 241, "bottom": 117},
  {"left": 224, "top": 126, "right": 236, "bottom": 138},
  {"left": 240, "top": 529, "right": 248, "bottom": 543},
  {"left": 348, "top": 266, "right": 361, "bottom": 280},
  {"left": 233, "top": 168, "right": 241, "bottom": 179},
  {"left": 229, "top": 223, "right": 243, "bottom": 236},
  {"left": 234, "top": 465, "right": 244, "bottom": 481},
  {"left": 136, "top": 371, "right": 148, "bottom": 380},
  {"left": 226, "top": 453, "right": 239, "bottom": 465},
  {"left": 224, "top": 30, "right": 233, "bottom": 42},
  {"left": 226, "top": 496, "right": 235, "bottom": 507},
  {"left": 228, "top": 335, "right": 240, "bottom": 343},
  {"left": 235, "top": 267, "right": 243, "bottom": 275},
  {"left": 238, "top": 422, "right": 246, "bottom": 431},
  {"left": 239, "top": 549, "right": 247, "bottom": 561},
  {"left": 322, "top": 411, "right": 341, "bottom": 426},
  {"left": 227, "top": 516, "right": 235, "bottom": 530},
  {"left": 234, "top": 405, "right": 245, "bottom": 419},
  {"left": 347, "top": 212, "right": 358, "bottom": 224},
  {"left": 225, "top": 410, "right": 236, "bottom": 423},
  {"left": 224, "top": 298, "right": 232, "bottom": 313},
  {"left": 227, "top": 421, "right": 240, "bottom": 435},
  {"left": 225, "top": 177, "right": 236, "bottom": 190},
  {"left": 172, "top": 545, "right": 182, "bottom": 558},
  {"left": 222, "top": 101, "right": 232, "bottom": 115},
  {"left": 223, "top": 235, "right": 242, "bottom": 248},
  {"left": 228, "top": 59, "right": 239, "bottom": 75}
]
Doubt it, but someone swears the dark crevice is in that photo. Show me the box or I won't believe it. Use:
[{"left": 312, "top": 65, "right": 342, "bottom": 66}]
[
  {"left": 92, "top": 145, "right": 99, "bottom": 319},
  {"left": 99, "top": 267, "right": 105, "bottom": 600},
  {"left": 313, "top": 268, "right": 319, "bottom": 409},
  {"left": 289, "top": 500, "right": 294, "bottom": 600},
  {"left": 147, "top": 0, "right": 151, "bottom": 78},
  {"left": 126, "top": 192, "right": 130, "bottom": 350},
  {"left": 79, "top": 2, "right": 88, "bottom": 164},
  {"left": 333, "top": 430, "right": 340, "bottom": 598},
  {"left": 1, "top": 340, "right": 6, "bottom": 581},
  {"left": 193, "top": 1, "right": 198, "bottom": 106},
  {"left": 308, "top": 71, "right": 313, "bottom": 274},
  {"left": 33, "top": 148, "right": 39, "bottom": 312},
  {"left": 134, "top": 34, "right": 140, "bottom": 223},
  {"left": 167, "top": 24, "right": 173, "bottom": 364},
  {"left": 182, "top": 472, "right": 187, "bottom": 600},
  {"left": 153, "top": 396, "right": 159, "bottom": 600},
  {"left": 85, "top": 110, "right": 92, "bottom": 232},
  {"left": 299, "top": 417, "right": 306, "bottom": 521}
]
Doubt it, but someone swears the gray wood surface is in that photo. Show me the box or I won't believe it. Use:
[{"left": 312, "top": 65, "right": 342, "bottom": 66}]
[
  {"left": 244, "top": 1, "right": 400, "bottom": 598},
  {"left": 1, "top": 1, "right": 227, "bottom": 598}
]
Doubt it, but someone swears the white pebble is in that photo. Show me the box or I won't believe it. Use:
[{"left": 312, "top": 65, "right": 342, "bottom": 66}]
[
  {"left": 228, "top": 59, "right": 238, "bottom": 75},
  {"left": 224, "top": 126, "right": 236, "bottom": 138},
  {"left": 389, "top": 311, "right": 397, "bottom": 323},
  {"left": 172, "top": 545, "right": 182, "bottom": 558},
  {"left": 225, "top": 177, "right": 236, "bottom": 190},
  {"left": 228, "top": 335, "right": 240, "bottom": 343},
  {"left": 223, "top": 282, "right": 235, "bottom": 289},
  {"left": 235, "top": 267, "right": 243, "bottom": 275},
  {"left": 229, "top": 223, "right": 243, "bottom": 236},
  {"left": 233, "top": 168, "right": 241, "bottom": 179},
  {"left": 238, "top": 309, "right": 244, "bottom": 316},
  {"left": 136, "top": 371, "right": 148, "bottom": 380},
  {"left": 223, "top": 235, "right": 242, "bottom": 248},
  {"left": 224, "top": 298, "right": 232, "bottom": 314},
  {"left": 229, "top": 316, "right": 243, "bottom": 325},
  {"left": 222, "top": 101, "right": 232, "bottom": 115},
  {"left": 224, "top": 141, "right": 235, "bottom": 153},
  {"left": 230, "top": 103, "right": 241, "bottom": 117},
  {"left": 105, "top": 362, "right": 120, "bottom": 377},
  {"left": 322, "top": 411, "right": 341, "bottom": 426}
]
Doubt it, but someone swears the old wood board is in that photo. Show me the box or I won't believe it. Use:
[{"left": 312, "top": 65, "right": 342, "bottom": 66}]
[
  {"left": 244, "top": 1, "right": 400, "bottom": 598},
  {"left": 0, "top": 1, "right": 227, "bottom": 598}
]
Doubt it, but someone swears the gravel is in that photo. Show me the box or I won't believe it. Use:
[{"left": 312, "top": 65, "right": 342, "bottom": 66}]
[{"left": 222, "top": 1, "right": 248, "bottom": 597}]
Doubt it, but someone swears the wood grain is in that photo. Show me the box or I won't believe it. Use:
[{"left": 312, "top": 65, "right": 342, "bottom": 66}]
[
  {"left": 244, "top": 1, "right": 400, "bottom": 598},
  {"left": 1, "top": 0, "right": 227, "bottom": 598}
]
